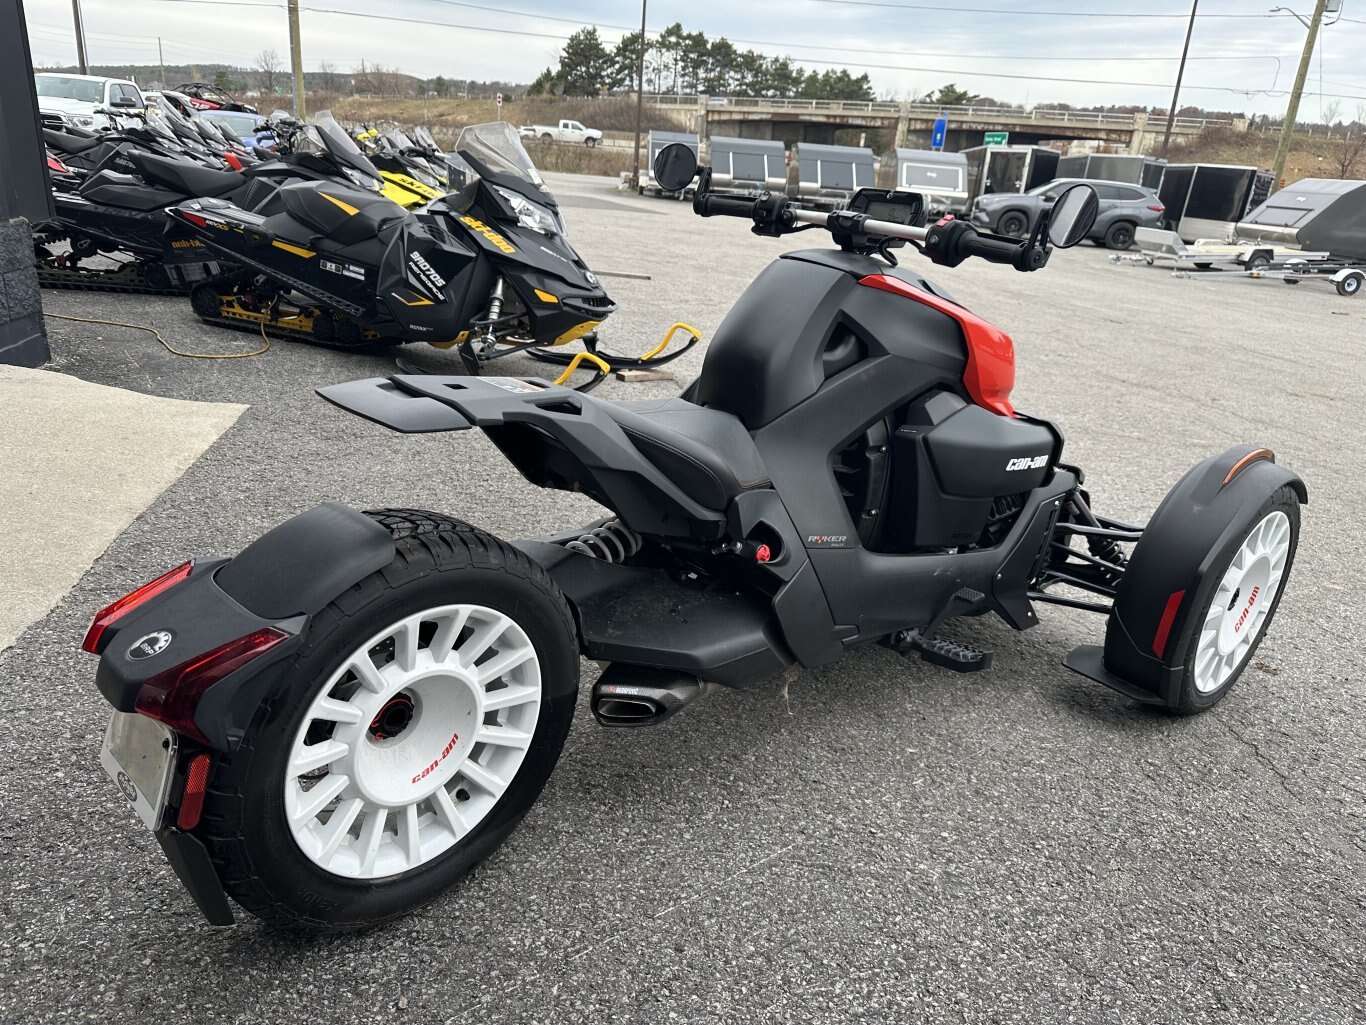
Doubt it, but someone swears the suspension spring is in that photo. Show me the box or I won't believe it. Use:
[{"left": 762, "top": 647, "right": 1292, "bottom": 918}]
[{"left": 564, "top": 520, "right": 642, "bottom": 563}]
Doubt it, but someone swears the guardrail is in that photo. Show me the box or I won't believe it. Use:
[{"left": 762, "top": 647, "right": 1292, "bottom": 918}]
[{"left": 643, "top": 94, "right": 1232, "bottom": 132}]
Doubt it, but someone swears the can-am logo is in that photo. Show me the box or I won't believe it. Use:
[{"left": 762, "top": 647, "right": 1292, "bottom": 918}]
[
  {"left": 1233, "top": 585, "right": 1260, "bottom": 634},
  {"left": 1005, "top": 455, "right": 1049, "bottom": 472},
  {"left": 412, "top": 731, "right": 461, "bottom": 784}
]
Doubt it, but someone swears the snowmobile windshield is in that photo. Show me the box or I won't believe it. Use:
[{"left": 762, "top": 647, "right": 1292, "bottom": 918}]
[
  {"left": 414, "top": 126, "right": 438, "bottom": 151},
  {"left": 385, "top": 128, "right": 417, "bottom": 152},
  {"left": 310, "top": 111, "right": 382, "bottom": 179},
  {"left": 456, "top": 122, "right": 547, "bottom": 192}
]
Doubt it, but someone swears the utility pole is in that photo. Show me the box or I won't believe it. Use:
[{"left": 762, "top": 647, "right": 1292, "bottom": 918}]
[
  {"left": 287, "top": 0, "right": 306, "bottom": 118},
  {"left": 1272, "top": 0, "right": 1329, "bottom": 190},
  {"left": 632, "top": 0, "right": 648, "bottom": 187},
  {"left": 1160, "top": 0, "right": 1198, "bottom": 157},
  {"left": 157, "top": 37, "right": 166, "bottom": 89},
  {"left": 71, "top": 0, "right": 88, "bottom": 73}
]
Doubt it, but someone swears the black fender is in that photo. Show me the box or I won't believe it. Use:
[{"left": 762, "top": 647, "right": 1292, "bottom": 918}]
[
  {"left": 1074, "top": 446, "right": 1306, "bottom": 708},
  {"left": 94, "top": 503, "right": 395, "bottom": 751}
]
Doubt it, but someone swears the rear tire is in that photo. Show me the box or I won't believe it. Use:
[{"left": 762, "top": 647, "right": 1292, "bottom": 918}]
[
  {"left": 585, "top": 137, "right": 598, "bottom": 148},
  {"left": 1104, "top": 221, "right": 1135, "bottom": 250},
  {"left": 198, "top": 510, "right": 580, "bottom": 929}
]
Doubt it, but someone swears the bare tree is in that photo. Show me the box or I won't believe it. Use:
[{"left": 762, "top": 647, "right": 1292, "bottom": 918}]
[
  {"left": 1322, "top": 99, "right": 1341, "bottom": 128},
  {"left": 254, "top": 49, "right": 282, "bottom": 98},
  {"left": 318, "top": 59, "right": 339, "bottom": 98}
]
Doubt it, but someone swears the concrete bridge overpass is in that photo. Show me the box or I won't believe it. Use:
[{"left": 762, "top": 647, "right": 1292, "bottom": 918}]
[{"left": 646, "top": 94, "right": 1245, "bottom": 154}]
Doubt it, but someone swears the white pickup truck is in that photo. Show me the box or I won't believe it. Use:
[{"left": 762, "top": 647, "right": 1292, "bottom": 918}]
[
  {"left": 519, "top": 119, "right": 602, "bottom": 147},
  {"left": 34, "top": 73, "right": 146, "bottom": 132}
]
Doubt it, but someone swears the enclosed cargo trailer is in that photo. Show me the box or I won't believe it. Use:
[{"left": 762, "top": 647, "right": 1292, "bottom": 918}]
[
  {"left": 878, "top": 148, "right": 969, "bottom": 214},
  {"left": 787, "top": 142, "right": 875, "bottom": 208},
  {"left": 1158, "top": 163, "right": 1273, "bottom": 242},
  {"left": 708, "top": 136, "right": 786, "bottom": 195},
  {"left": 962, "top": 145, "right": 1060, "bottom": 204},
  {"left": 1235, "top": 177, "right": 1366, "bottom": 261},
  {"left": 1057, "top": 152, "right": 1165, "bottom": 190}
]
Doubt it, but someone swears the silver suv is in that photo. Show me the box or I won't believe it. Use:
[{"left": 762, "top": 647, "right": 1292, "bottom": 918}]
[{"left": 970, "top": 178, "right": 1165, "bottom": 250}]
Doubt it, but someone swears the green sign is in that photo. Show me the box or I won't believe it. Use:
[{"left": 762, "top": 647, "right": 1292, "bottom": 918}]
[{"left": 984, "top": 131, "right": 1009, "bottom": 146}]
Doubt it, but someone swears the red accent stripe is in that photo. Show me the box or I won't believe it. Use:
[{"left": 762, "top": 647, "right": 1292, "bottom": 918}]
[
  {"left": 1152, "top": 589, "right": 1186, "bottom": 659},
  {"left": 856, "top": 274, "right": 1016, "bottom": 416}
]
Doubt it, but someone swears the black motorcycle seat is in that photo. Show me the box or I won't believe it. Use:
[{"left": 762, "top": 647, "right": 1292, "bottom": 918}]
[
  {"left": 608, "top": 398, "right": 771, "bottom": 510},
  {"left": 279, "top": 183, "right": 406, "bottom": 245},
  {"left": 130, "top": 151, "right": 243, "bottom": 198},
  {"left": 44, "top": 128, "right": 104, "bottom": 154}
]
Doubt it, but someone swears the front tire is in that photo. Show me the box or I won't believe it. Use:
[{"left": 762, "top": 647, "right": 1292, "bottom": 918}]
[
  {"left": 1167, "top": 488, "right": 1300, "bottom": 714},
  {"left": 1104, "top": 221, "right": 1135, "bottom": 250},
  {"left": 198, "top": 510, "right": 579, "bottom": 929},
  {"left": 999, "top": 211, "right": 1028, "bottom": 238}
]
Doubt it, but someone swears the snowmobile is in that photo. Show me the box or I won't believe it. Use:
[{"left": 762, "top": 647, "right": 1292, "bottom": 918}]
[
  {"left": 175, "top": 82, "right": 258, "bottom": 114},
  {"left": 35, "top": 113, "right": 392, "bottom": 295},
  {"left": 368, "top": 128, "right": 447, "bottom": 205},
  {"left": 82, "top": 144, "right": 1304, "bottom": 930},
  {"left": 167, "top": 122, "right": 697, "bottom": 382}
]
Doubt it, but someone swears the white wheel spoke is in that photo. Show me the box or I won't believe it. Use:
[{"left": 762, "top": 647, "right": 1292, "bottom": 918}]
[
  {"left": 313, "top": 697, "right": 363, "bottom": 725},
  {"left": 428, "top": 608, "right": 471, "bottom": 664},
  {"left": 349, "top": 655, "right": 387, "bottom": 693},
  {"left": 483, "top": 683, "right": 540, "bottom": 712},
  {"left": 459, "top": 759, "right": 508, "bottom": 797},
  {"left": 291, "top": 773, "right": 350, "bottom": 825},
  {"left": 355, "top": 805, "right": 388, "bottom": 876},
  {"left": 399, "top": 802, "right": 421, "bottom": 865},
  {"left": 475, "top": 725, "right": 533, "bottom": 750},
  {"left": 316, "top": 798, "right": 364, "bottom": 861},
  {"left": 393, "top": 619, "right": 419, "bottom": 674},
  {"left": 457, "top": 614, "right": 509, "bottom": 670},
  {"left": 290, "top": 738, "right": 349, "bottom": 776},
  {"left": 476, "top": 646, "right": 535, "bottom": 686},
  {"left": 432, "top": 786, "right": 469, "bottom": 838}
]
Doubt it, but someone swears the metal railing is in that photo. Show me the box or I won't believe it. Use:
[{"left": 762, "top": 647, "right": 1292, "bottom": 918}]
[{"left": 643, "top": 94, "right": 1233, "bottom": 132}]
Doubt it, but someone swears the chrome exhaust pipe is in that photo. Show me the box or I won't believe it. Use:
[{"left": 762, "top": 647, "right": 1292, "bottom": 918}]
[{"left": 591, "top": 666, "right": 712, "bottom": 727}]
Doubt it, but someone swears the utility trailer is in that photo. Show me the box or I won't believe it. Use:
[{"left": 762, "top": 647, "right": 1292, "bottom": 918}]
[
  {"left": 787, "top": 142, "right": 875, "bottom": 209},
  {"left": 1246, "top": 262, "right": 1365, "bottom": 296},
  {"left": 1157, "top": 163, "right": 1274, "bottom": 242},
  {"left": 1057, "top": 152, "right": 1165, "bottom": 190},
  {"left": 878, "top": 148, "right": 968, "bottom": 215},
  {"left": 708, "top": 136, "right": 786, "bottom": 196},
  {"left": 1115, "top": 227, "right": 1330, "bottom": 271},
  {"left": 638, "top": 130, "right": 700, "bottom": 198},
  {"left": 961, "top": 145, "right": 1059, "bottom": 205}
]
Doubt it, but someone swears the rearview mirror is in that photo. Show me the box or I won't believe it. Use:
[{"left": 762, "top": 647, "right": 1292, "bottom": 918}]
[
  {"left": 1046, "top": 184, "right": 1099, "bottom": 248},
  {"left": 653, "top": 143, "right": 698, "bottom": 193}
]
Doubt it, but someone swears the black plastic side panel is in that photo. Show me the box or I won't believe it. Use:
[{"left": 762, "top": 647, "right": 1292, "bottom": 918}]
[
  {"left": 519, "top": 540, "right": 793, "bottom": 686},
  {"left": 318, "top": 377, "right": 474, "bottom": 433},
  {"left": 1099, "top": 447, "right": 1307, "bottom": 705},
  {"left": 155, "top": 828, "right": 234, "bottom": 925},
  {"left": 214, "top": 502, "right": 395, "bottom": 619}
]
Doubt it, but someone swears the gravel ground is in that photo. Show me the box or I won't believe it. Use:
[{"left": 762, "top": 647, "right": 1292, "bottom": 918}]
[{"left": 1, "top": 172, "right": 1363, "bottom": 1025}]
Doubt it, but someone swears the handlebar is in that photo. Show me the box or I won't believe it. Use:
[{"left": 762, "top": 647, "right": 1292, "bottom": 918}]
[{"left": 695, "top": 192, "right": 760, "bottom": 218}]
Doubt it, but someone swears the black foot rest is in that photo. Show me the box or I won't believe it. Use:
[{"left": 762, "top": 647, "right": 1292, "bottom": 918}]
[{"left": 915, "top": 635, "right": 993, "bottom": 673}]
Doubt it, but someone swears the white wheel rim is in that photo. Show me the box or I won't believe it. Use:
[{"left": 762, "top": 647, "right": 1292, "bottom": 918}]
[
  {"left": 1193, "top": 511, "right": 1291, "bottom": 694},
  {"left": 284, "top": 604, "right": 541, "bottom": 879}
]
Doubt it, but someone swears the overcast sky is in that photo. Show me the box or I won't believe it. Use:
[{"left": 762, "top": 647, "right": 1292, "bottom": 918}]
[{"left": 22, "top": 0, "right": 1366, "bottom": 117}]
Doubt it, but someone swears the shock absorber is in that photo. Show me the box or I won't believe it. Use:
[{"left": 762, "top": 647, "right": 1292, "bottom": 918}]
[
  {"left": 474, "top": 277, "right": 505, "bottom": 351},
  {"left": 564, "top": 520, "right": 642, "bottom": 563}
]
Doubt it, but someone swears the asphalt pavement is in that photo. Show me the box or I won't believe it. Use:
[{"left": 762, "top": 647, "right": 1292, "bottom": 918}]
[{"left": 1, "top": 172, "right": 1362, "bottom": 1024}]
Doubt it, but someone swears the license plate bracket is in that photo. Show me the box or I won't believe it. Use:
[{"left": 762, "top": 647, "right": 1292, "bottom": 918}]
[{"left": 100, "top": 711, "right": 177, "bottom": 830}]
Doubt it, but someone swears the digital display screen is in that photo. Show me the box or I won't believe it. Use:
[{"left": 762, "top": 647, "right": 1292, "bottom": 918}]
[{"left": 863, "top": 199, "right": 917, "bottom": 224}]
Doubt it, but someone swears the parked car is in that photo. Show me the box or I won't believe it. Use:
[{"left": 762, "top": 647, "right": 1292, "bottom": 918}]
[
  {"left": 969, "top": 178, "right": 1165, "bottom": 249},
  {"left": 519, "top": 119, "right": 602, "bottom": 147},
  {"left": 203, "top": 109, "right": 276, "bottom": 149},
  {"left": 33, "top": 72, "right": 145, "bottom": 132}
]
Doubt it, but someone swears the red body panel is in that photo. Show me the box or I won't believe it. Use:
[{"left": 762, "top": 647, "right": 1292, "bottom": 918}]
[{"left": 857, "top": 274, "right": 1016, "bottom": 416}]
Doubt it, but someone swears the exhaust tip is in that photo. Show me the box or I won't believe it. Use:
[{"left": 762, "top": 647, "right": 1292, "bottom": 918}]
[
  {"left": 590, "top": 665, "right": 710, "bottom": 727},
  {"left": 593, "top": 697, "right": 664, "bottom": 726}
]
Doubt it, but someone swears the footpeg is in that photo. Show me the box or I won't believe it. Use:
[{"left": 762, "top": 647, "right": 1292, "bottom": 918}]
[{"left": 915, "top": 636, "right": 992, "bottom": 673}]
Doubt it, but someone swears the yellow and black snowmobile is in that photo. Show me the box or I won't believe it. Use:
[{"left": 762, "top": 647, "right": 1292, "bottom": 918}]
[{"left": 168, "top": 122, "right": 697, "bottom": 389}]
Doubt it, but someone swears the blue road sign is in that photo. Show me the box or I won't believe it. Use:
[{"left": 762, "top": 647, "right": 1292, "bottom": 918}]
[{"left": 931, "top": 116, "right": 947, "bottom": 150}]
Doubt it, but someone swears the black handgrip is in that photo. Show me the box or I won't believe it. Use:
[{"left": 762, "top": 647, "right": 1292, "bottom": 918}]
[
  {"left": 696, "top": 193, "right": 758, "bottom": 219},
  {"left": 960, "top": 231, "right": 1028, "bottom": 265}
]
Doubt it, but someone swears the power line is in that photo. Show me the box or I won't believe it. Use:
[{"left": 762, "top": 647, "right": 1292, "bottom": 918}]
[{"left": 793, "top": 0, "right": 1308, "bottom": 17}]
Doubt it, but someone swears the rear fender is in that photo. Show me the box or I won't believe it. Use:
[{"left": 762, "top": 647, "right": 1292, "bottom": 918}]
[
  {"left": 1097, "top": 445, "right": 1306, "bottom": 706},
  {"left": 94, "top": 503, "right": 395, "bottom": 750}
]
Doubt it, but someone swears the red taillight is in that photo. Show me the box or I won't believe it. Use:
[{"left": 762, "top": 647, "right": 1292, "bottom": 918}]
[
  {"left": 1147, "top": 204, "right": 1165, "bottom": 212},
  {"left": 177, "top": 753, "right": 213, "bottom": 830},
  {"left": 179, "top": 211, "right": 208, "bottom": 228},
  {"left": 82, "top": 562, "right": 194, "bottom": 654},
  {"left": 135, "top": 628, "right": 289, "bottom": 745},
  {"left": 46, "top": 155, "right": 70, "bottom": 173}
]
